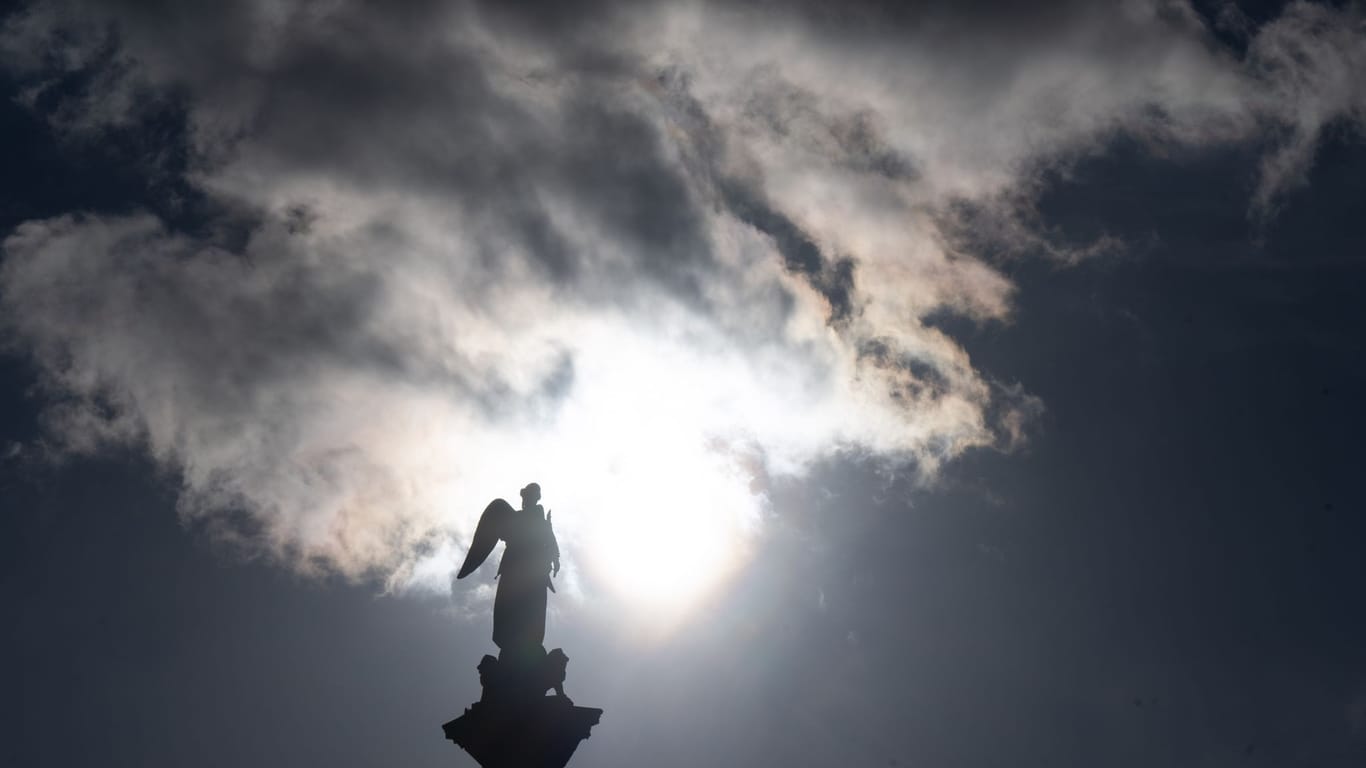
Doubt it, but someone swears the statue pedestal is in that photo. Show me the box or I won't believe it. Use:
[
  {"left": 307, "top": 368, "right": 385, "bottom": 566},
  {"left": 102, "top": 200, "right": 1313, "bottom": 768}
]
[
  {"left": 443, "top": 694, "right": 602, "bottom": 768},
  {"left": 442, "top": 648, "right": 602, "bottom": 768}
]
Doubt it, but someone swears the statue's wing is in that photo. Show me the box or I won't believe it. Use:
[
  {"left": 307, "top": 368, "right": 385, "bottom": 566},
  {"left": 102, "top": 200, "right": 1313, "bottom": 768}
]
[{"left": 457, "top": 498, "right": 513, "bottom": 579}]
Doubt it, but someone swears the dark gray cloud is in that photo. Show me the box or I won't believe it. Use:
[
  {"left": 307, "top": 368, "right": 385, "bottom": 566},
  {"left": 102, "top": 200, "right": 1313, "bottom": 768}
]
[{"left": 1, "top": 0, "right": 1363, "bottom": 590}]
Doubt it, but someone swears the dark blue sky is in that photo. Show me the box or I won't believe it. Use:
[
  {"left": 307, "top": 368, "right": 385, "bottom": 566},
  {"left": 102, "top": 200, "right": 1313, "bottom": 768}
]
[{"left": 4, "top": 2, "right": 1366, "bottom": 767}]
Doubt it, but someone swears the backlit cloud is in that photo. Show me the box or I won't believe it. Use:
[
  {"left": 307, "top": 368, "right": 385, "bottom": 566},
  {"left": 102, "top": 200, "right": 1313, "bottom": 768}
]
[{"left": 2, "top": 0, "right": 1362, "bottom": 608}]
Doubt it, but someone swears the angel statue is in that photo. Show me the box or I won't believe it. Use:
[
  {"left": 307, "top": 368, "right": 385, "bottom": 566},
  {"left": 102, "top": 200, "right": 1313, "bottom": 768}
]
[{"left": 457, "top": 482, "right": 561, "bottom": 652}]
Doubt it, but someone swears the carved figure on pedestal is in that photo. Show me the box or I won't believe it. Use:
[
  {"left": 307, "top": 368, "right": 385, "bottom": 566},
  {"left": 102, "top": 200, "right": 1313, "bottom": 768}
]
[{"left": 457, "top": 482, "right": 561, "bottom": 652}]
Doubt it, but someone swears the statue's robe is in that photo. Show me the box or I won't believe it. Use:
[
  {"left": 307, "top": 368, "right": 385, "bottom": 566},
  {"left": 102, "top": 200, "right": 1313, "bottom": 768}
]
[{"left": 493, "top": 506, "right": 559, "bottom": 651}]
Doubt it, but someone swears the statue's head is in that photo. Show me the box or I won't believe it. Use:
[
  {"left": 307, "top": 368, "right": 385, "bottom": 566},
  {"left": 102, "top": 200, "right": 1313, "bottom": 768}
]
[{"left": 520, "top": 482, "right": 542, "bottom": 507}]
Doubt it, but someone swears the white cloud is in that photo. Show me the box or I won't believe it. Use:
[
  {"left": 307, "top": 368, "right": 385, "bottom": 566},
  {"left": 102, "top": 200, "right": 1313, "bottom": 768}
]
[{"left": 1, "top": 0, "right": 1362, "bottom": 605}]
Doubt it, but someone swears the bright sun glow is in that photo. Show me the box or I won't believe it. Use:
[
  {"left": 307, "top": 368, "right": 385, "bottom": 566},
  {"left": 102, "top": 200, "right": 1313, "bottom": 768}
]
[
  {"left": 537, "top": 325, "right": 765, "bottom": 616},
  {"left": 420, "top": 318, "right": 784, "bottom": 626}
]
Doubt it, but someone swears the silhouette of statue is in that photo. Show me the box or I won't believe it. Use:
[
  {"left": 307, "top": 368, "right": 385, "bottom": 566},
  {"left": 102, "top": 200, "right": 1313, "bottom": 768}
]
[
  {"left": 457, "top": 482, "right": 561, "bottom": 652},
  {"left": 444, "top": 483, "right": 601, "bottom": 768}
]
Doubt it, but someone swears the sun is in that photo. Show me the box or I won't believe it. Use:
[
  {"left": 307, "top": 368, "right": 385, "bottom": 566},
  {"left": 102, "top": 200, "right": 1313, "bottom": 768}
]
[
  {"left": 576, "top": 446, "right": 757, "bottom": 614},
  {"left": 532, "top": 328, "right": 766, "bottom": 621}
]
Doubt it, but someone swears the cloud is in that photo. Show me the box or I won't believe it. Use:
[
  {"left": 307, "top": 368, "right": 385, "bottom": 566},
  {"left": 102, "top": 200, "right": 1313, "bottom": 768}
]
[
  {"left": 1244, "top": 3, "right": 1366, "bottom": 211},
  {"left": 1, "top": 0, "right": 1363, "bottom": 596}
]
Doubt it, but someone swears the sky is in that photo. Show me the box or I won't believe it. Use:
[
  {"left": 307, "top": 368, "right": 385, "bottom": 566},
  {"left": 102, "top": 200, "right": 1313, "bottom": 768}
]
[{"left": 1, "top": 0, "right": 1365, "bottom": 766}]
